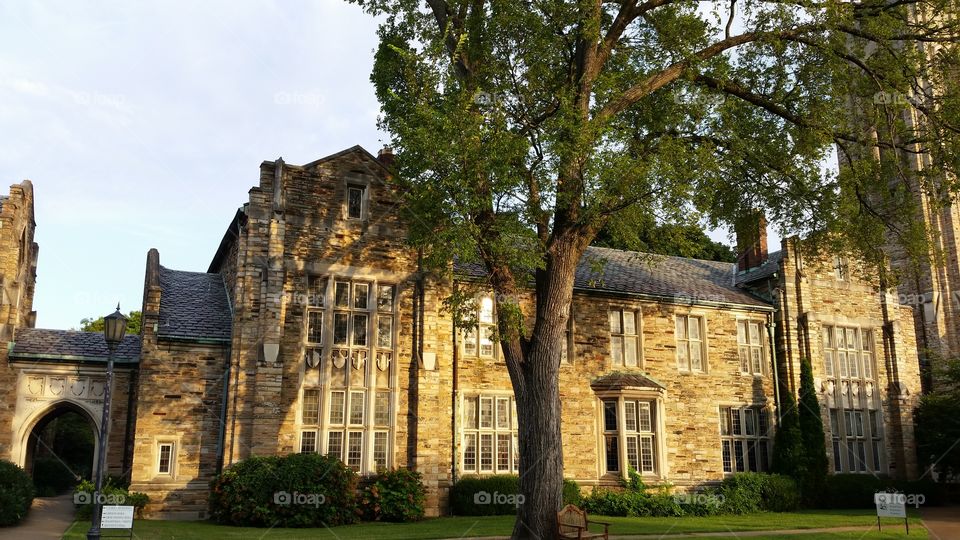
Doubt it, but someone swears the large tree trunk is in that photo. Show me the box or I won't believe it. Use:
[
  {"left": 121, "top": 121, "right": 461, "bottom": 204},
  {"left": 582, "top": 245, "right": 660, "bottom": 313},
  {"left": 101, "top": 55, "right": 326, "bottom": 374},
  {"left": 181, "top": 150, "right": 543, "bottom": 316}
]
[{"left": 504, "top": 234, "right": 585, "bottom": 540}]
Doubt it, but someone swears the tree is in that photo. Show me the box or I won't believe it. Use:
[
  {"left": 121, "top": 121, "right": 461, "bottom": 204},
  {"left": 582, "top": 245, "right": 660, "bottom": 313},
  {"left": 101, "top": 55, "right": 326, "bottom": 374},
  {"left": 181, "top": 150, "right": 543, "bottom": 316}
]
[
  {"left": 78, "top": 311, "right": 142, "bottom": 335},
  {"left": 771, "top": 381, "right": 806, "bottom": 481},
  {"left": 350, "top": 0, "right": 960, "bottom": 536},
  {"left": 592, "top": 208, "right": 734, "bottom": 262},
  {"left": 915, "top": 357, "right": 960, "bottom": 478},
  {"left": 797, "top": 357, "right": 828, "bottom": 506}
]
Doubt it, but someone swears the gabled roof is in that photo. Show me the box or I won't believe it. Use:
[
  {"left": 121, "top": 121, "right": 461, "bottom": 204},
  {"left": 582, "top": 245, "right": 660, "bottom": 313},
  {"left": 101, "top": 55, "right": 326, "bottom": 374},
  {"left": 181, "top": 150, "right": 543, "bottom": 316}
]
[
  {"left": 456, "top": 245, "right": 771, "bottom": 309},
  {"left": 158, "top": 266, "right": 232, "bottom": 342},
  {"left": 300, "top": 144, "right": 390, "bottom": 175},
  {"left": 735, "top": 250, "right": 783, "bottom": 285},
  {"left": 10, "top": 328, "right": 141, "bottom": 364}
]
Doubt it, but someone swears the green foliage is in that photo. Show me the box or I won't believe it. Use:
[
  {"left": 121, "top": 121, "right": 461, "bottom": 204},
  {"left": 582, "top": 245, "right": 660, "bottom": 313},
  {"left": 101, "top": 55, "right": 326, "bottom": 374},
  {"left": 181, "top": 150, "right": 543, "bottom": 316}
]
[
  {"left": 915, "top": 356, "right": 960, "bottom": 478},
  {"left": 451, "top": 475, "right": 581, "bottom": 516},
  {"left": 760, "top": 474, "right": 803, "bottom": 513},
  {"left": 797, "top": 357, "right": 829, "bottom": 506},
  {"left": 32, "top": 457, "right": 77, "bottom": 496},
  {"left": 209, "top": 453, "right": 358, "bottom": 528},
  {"left": 0, "top": 459, "right": 34, "bottom": 526},
  {"left": 593, "top": 210, "right": 735, "bottom": 262},
  {"left": 359, "top": 468, "right": 425, "bottom": 522},
  {"left": 79, "top": 310, "right": 142, "bottom": 334},
  {"left": 718, "top": 472, "right": 800, "bottom": 514},
  {"left": 74, "top": 477, "right": 149, "bottom": 519},
  {"left": 772, "top": 383, "right": 806, "bottom": 482}
]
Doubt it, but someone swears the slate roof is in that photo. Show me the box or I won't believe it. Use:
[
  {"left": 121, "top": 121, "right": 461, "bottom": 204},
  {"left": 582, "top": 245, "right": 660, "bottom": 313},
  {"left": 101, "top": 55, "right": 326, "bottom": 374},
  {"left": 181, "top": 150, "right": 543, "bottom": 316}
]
[
  {"left": 10, "top": 328, "right": 141, "bottom": 363},
  {"left": 158, "top": 266, "right": 232, "bottom": 342},
  {"left": 456, "top": 246, "right": 771, "bottom": 308},
  {"left": 735, "top": 250, "right": 783, "bottom": 285},
  {"left": 591, "top": 372, "right": 665, "bottom": 391}
]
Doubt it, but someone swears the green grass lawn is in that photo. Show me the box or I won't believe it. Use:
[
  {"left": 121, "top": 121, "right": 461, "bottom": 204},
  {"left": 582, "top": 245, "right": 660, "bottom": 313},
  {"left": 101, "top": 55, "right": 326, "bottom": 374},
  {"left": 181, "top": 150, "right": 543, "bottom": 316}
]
[{"left": 61, "top": 510, "right": 926, "bottom": 539}]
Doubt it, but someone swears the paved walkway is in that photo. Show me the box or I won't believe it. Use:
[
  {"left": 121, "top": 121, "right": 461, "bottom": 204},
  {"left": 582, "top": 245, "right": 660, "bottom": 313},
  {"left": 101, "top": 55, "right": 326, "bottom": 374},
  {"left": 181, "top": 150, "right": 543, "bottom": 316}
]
[
  {"left": 921, "top": 506, "right": 960, "bottom": 540},
  {"left": 0, "top": 494, "right": 75, "bottom": 540}
]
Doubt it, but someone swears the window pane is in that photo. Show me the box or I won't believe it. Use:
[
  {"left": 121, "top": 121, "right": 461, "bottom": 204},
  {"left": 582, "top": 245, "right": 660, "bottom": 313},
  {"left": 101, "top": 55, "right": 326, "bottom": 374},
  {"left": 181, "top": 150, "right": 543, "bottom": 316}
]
[
  {"left": 609, "top": 311, "right": 622, "bottom": 334},
  {"left": 309, "top": 277, "right": 326, "bottom": 307},
  {"left": 640, "top": 436, "right": 655, "bottom": 473},
  {"left": 690, "top": 344, "right": 703, "bottom": 371},
  {"left": 624, "top": 337, "right": 638, "bottom": 367},
  {"left": 158, "top": 444, "right": 172, "bottom": 474},
  {"left": 749, "top": 322, "right": 761, "bottom": 345},
  {"left": 354, "top": 283, "right": 369, "bottom": 309},
  {"left": 479, "top": 329, "right": 495, "bottom": 358},
  {"left": 496, "top": 398, "right": 510, "bottom": 429},
  {"left": 838, "top": 351, "right": 848, "bottom": 377},
  {"left": 824, "top": 351, "right": 834, "bottom": 378},
  {"left": 759, "top": 410, "right": 769, "bottom": 435},
  {"left": 623, "top": 312, "right": 636, "bottom": 335},
  {"left": 744, "top": 409, "right": 756, "bottom": 436},
  {"left": 375, "top": 391, "right": 390, "bottom": 426},
  {"left": 300, "top": 431, "right": 317, "bottom": 453},
  {"left": 747, "top": 441, "right": 758, "bottom": 471},
  {"left": 833, "top": 441, "right": 843, "bottom": 472},
  {"left": 463, "top": 329, "right": 477, "bottom": 356},
  {"left": 378, "top": 316, "right": 393, "bottom": 348},
  {"left": 751, "top": 348, "right": 762, "bottom": 374},
  {"left": 463, "top": 433, "right": 477, "bottom": 471},
  {"left": 302, "top": 389, "right": 320, "bottom": 425},
  {"left": 836, "top": 327, "right": 845, "bottom": 348},
  {"left": 824, "top": 326, "right": 834, "bottom": 348},
  {"left": 605, "top": 435, "right": 620, "bottom": 473},
  {"left": 603, "top": 401, "right": 618, "bottom": 432},
  {"left": 353, "top": 314, "right": 368, "bottom": 346},
  {"left": 377, "top": 285, "right": 394, "bottom": 310},
  {"left": 329, "top": 391, "right": 345, "bottom": 424},
  {"left": 737, "top": 321, "right": 747, "bottom": 344},
  {"left": 734, "top": 440, "right": 745, "bottom": 472},
  {"left": 327, "top": 431, "right": 344, "bottom": 460},
  {"left": 759, "top": 442, "right": 769, "bottom": 472},
  {"left": 862, "top": 352, "right": 873, "bottom": 379},
  {"left": 626, "top": 436, "right": 639, "bottom": 472},
  {"left": 688, "top": 317, "right": 701, "bottom": 340},
  {"left": 347, "top": 432, "right": 363, "bottom": 470},
  {"left": 334, "top": 313, "right": 349, "bottom": 345},
  {"left": 722, "top": 440, "right": 732, "bottom": 472},
  {"left": 872, "top": 440, "right": 881, "bottom": 471},
  {"left": 464, "top": 397, "right": 478, "bottom": 429},
  {"left": 348, "top": 187, "right": 363, "bottom": 218},
  {"left": 624, "top": 401, "right": 637, "bottom": 432},
  {"left": 611, "top": 336, "right": 623, "bottom": 364},
  {"left": 480, "top": 398, "right": 494, "bottom": 428},
  {"left": 638, "top": 402, "right": 652, "bottom": 432},
  {"left": 677, "top": 342, "right": 688, "bottom": 369},
  {"left": 739, "top": 346, "right": 750, "bottom": 373},
  {"left": 480, "top": 434, "right": 494, "bottom": 471},
  {"left": 720, "top": 407, "right": 731, "bottom": 436},
  {"left": 479, "top": 297, "right": 494, "bottom": 323},
  {"left": 848, "top": 352, "right": 859, "bottom": 378},
  {"left": 335, "top": 282, "right": 350, "bottom": 307},
  {"left": 497, "top": 434, "right": 511, "bottom": 471},
  {"left": 308, "top": 311, "right": 323, "bottom": 344},
  {"left": 732, "top": 409, "right": 742, "bottom": 435},
  {"left": 373, "top": 432, "right": 388, "bottom": 469},
  {"left": 676, "top": 317, "right": 687, "bottom": 339},
  {"left": 846, "top": 329, "right": 857, "bottom": 350},
  {"left": 349, "top": 391, "right": 365, "bottom": 425}
]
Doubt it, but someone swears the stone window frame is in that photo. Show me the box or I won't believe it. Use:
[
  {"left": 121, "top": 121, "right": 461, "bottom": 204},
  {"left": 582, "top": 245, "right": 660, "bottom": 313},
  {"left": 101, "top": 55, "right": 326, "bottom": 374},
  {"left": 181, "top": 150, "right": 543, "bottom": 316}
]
[
  {"left": 675, "top": 312, "right": 709, "bottom": 373},
  {"left": 594, "top": 389, "right": 666, "bottom": 482},
  {"left": 344, "top": 181, "right": 370, "bottom": 221},
  {"left": 821, "top": 323, "right": 885, "bottom": 474},
  {"left": 833, "top": 256, "right": 850, "bottom": 281},
  {"left": 298, "top": 272, "right": 398, "bottom": 475},
  {"left": 154, "top": 439, "right": 177, "bottom": 478},
  {"left": 608, "top": 307, "right": 642, "bottom": 368},
  {"left": 460, "top": 392, "right": 519, "bottom": 475},
  {"left": 718, "top": 404, "right": 771, "bottom": 474},
  {"left": 736, "top": 318, "right": 766, "bottom": 376}
]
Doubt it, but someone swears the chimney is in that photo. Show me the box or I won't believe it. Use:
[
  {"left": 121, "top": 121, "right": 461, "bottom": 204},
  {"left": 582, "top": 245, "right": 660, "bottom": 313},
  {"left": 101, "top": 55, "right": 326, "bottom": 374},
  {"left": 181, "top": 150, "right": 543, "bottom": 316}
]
[
  {"left": 377, "top": 146, "right": 395, "bottom": 167},
  {"left": 736, "top": 211, "right": 768, "bottom": 272}
]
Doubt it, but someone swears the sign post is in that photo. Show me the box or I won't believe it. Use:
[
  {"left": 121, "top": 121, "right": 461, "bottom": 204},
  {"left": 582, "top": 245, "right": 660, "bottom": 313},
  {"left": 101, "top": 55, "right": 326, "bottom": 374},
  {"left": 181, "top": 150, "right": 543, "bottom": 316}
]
[
  {"left": 875, "top": 492, "right": 908, "bottom": 535},
  {"left": 99, "top": 506, "right": 135, "bottom": 539}
]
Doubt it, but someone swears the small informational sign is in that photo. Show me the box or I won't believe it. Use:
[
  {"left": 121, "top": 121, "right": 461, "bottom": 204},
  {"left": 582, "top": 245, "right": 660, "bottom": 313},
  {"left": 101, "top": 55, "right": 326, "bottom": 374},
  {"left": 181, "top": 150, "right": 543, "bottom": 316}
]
[
  {"left": 875, "top": 493, "right": 907, "bottom": 518},
  {"left": 100, "top": 505, "right": 134, "bottom": 529},
  {"left": 874, "top": 493, "right": 909, "bottom": 534}
]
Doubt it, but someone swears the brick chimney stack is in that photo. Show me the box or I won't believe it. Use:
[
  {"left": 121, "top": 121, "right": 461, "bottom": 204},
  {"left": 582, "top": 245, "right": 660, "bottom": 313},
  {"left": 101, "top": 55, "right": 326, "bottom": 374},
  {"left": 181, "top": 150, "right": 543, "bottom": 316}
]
[
  {"left": 736, "top": 212, "right": 768, "bottom": 272},
  {"left": 377, "top": 146, "right": 395, "bottom": 167}
]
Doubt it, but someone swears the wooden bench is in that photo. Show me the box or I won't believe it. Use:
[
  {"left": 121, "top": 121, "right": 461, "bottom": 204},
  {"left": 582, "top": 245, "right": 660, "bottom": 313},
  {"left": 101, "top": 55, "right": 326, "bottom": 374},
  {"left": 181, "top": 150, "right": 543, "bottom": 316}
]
[{"left": 557, "top": 504, "right": 610, "bottom": 540}]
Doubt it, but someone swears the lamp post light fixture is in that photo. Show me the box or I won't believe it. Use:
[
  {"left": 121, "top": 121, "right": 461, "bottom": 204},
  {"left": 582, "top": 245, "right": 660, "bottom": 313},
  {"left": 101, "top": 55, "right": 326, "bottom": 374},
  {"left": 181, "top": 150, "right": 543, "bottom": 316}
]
[{"left": 88, "top": 305, "right": 128, "bottom": 540}]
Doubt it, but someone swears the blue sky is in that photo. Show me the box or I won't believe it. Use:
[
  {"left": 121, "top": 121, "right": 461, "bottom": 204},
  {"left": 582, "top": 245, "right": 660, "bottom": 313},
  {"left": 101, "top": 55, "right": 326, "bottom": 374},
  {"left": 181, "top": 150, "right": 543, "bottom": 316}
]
[{"left": 1, "top": 1, "right": 775, "bottom": 330}]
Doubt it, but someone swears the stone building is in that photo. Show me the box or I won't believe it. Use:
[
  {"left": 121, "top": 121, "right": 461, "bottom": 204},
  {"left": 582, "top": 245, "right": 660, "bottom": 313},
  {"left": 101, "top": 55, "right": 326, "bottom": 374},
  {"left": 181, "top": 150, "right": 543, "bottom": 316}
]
[{"left": 0, "top": 148, "right": 924, "bottom": 518}]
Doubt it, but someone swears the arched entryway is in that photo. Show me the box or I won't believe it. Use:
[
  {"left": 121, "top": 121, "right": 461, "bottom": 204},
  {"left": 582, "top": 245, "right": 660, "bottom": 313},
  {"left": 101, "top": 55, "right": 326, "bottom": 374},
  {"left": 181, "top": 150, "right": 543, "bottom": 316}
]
[{"left": 23, "top": 401, "right": 97, "bottom": 496}]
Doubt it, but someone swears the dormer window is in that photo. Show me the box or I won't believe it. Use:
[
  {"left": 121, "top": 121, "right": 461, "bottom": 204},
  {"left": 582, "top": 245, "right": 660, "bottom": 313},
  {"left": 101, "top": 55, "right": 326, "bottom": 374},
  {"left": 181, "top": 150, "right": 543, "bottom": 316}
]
[{"left": 347, "top": 185, "right": 366, "bottom": 219}]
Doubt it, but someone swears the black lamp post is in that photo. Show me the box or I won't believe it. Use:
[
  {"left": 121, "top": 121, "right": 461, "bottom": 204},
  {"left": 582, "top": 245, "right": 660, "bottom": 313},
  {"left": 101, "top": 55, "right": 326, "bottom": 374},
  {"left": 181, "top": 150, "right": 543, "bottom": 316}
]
[{"left": 88, "top": 305, "right": 127, "bottom": 540}]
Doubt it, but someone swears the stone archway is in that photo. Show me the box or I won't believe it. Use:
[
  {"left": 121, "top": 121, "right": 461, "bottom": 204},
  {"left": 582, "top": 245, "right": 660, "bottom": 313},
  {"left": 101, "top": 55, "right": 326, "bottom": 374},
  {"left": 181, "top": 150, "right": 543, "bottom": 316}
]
[{"left": 22, "top": 401, "right": 97, "bottom": 494}]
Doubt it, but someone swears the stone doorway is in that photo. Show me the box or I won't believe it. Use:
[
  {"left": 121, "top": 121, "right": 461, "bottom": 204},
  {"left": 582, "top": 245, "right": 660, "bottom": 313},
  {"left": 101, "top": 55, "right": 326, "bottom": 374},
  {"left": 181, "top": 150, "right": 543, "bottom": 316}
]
[{"left": 25, "top": 402, "right": 96, "bottom": 495}]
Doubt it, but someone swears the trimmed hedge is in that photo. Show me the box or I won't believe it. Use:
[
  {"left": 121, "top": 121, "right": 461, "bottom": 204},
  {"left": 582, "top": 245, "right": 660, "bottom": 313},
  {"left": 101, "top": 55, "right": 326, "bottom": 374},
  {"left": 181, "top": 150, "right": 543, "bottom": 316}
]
[
  {"left": 451, "top": 475, "right": 582, "bottom": 516},
  {"left": 359, "top": 468, "right": 426, "bottom": 522},
  {"left": 580, "top": 472, "right": 799, "bottom": 517},
  {"left": 0, "top": 459, "right": 34, "bottom": 526},
  {"left": 209, "top": 453, "right": 359, "bottom": 527},
  {"left": 822, "top": 474, "right": 946, "bottom": 509}
]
